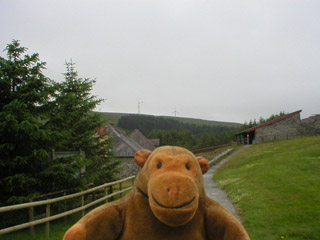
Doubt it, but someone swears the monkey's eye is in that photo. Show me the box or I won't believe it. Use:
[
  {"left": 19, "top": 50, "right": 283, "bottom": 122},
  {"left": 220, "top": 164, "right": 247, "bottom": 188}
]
[
  {"left": 157, "top": 162, "right": 162, "bottom": 169},
  {"left": 186, "top": 163, "right": 190, "bottom": 170}
]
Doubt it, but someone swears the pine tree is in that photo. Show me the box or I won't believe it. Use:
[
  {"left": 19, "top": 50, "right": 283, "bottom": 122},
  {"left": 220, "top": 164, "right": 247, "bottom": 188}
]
[
  {"left": 45, "top": 61, "right": 117, "bottom": 188},
  {"left": 0, "top": 41, "right": 118, "bottom": 207},
  {"left": 0, "top": 40, "right": 53, "bottom": 204}
]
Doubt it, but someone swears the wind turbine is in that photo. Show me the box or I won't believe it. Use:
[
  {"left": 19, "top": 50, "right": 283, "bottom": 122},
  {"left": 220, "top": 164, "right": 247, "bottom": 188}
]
[
  {"left": 137, "top": 99, "right": 143, "bottom": 114},
  {"left": 173, "top": 106, "right": 179, "bottom": 117}
]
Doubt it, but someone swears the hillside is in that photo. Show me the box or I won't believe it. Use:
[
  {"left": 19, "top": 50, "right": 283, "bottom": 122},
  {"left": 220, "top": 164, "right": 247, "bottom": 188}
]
[
  {"left": 94, "top": 111, "right": 241, "bottom": 128},
  {"left": 214, "top": 136, "right": 320, "bottom": 240}
]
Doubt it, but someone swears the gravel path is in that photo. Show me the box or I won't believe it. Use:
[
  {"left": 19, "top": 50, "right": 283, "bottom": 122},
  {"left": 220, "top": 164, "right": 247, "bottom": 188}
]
[{"left": 203, "top": 146, "right": 249, "bottom": 222}]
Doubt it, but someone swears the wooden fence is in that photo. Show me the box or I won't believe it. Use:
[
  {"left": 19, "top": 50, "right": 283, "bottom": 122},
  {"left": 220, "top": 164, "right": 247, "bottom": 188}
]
[
  {"left": 191, "top": 142, "right": 232, "bottom": 154},
  {"left": 0, "top": 176, "right": 135, "bottom": 238}
]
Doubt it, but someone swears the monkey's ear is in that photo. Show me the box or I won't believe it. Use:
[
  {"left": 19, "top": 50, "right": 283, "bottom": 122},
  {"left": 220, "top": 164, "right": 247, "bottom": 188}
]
[
  {"left": 197, "top": 157, "right": 210, "bottom": 174},
  {"left": 134, "top": 149, "right": 152, "bottom": 168}
]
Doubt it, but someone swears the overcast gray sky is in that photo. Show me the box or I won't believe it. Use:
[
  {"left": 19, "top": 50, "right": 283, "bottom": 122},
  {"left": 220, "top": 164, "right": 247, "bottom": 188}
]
[{"left": 1, "top": 0, "right": 319, "bottom": 123}]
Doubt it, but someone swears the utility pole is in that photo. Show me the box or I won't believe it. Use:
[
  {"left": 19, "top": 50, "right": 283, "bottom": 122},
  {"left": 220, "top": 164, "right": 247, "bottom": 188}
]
[
  {"left": 137, "top": 99, "right": 143, "bottom": 114},
  {"left": 173, "top": 106, "right": 179, "bottom": 117}
]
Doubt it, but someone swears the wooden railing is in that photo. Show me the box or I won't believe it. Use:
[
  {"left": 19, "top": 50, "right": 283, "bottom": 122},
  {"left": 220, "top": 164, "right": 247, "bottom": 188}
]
[
  {"left": 191, "top": 142, "right": 232, "bottom": 154},
  {"left": 0, "top": 176, "right": 135, "bottom": 238}
]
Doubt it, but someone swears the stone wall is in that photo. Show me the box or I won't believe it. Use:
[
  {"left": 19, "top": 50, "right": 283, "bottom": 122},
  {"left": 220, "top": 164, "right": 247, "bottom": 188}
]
[
  {"left": 114, "top": 157, "right": 141, "bottom": 179},
  {"left": 255, "top": 114, "right": 301, "bottom": 144},
  {"left": 298, "top": 115, "right": 320, "bottom": 136}
]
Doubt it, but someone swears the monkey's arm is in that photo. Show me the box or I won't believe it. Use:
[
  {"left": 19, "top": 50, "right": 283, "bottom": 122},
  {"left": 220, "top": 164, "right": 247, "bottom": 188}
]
[
  {"left": 63, "top": 194, "right": 130, "bottom": 240},
  {"left": 205, "top": 197, "right": 250, "bottom": 240}
]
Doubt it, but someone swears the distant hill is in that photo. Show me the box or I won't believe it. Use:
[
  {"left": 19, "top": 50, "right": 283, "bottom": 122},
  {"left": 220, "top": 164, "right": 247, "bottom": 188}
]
[
  {"left": 94, "top": 112, "right": 241, "bottom": 128},
  {"left": 94, "top": 112, "right": 241, "bottom": 148}
]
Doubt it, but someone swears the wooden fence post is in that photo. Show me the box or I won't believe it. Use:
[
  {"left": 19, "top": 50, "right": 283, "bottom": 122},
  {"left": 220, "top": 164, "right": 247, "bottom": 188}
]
[
  {"left": 105, "top": 187, "right": 108, "bottom": 203},
  {"left": 64, "top": 192, "right": 67, "bottom": 223},
  {"left": 109, "top": 186, "right": 114, "bottom": 202},
  {"left": 45, "top": 204, "right": 50, "bottom": 238},
  {"left": 119, "top": 182, "right": 123, "bottom": 197},
  {"left": 81, "top": 195, "right": 84, "bottom": 217},
  {"left": 0, "top": 175, "right": 135, "bottom": 238},
  {"left": 29, "top": 199, "right": 34, "bottom": 236}
]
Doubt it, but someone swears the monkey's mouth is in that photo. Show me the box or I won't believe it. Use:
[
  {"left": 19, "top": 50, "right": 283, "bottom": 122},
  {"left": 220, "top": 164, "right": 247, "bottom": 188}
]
[{"left": 152, "top": 194, "right": 196, "bottom": 209}]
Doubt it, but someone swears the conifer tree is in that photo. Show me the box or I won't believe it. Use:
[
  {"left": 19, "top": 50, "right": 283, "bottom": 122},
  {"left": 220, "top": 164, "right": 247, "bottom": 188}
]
[
  {"left": 0, "top": 40, "right": 53, "bottom": 204},
  {"left": 0, "top": 41, "right": 117, "bottom": 206},
  {"left": 45, "top": 61, "right": 117, "bottom": 187}
]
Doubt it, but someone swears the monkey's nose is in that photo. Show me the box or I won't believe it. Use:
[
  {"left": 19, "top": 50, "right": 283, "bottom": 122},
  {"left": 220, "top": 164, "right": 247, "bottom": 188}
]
[{"left": 167, "top": 186, "right": 180, "bottom": 200}]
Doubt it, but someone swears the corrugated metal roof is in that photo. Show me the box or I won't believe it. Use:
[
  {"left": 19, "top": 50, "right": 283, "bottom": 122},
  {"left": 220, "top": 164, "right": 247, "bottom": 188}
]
[{"left": 235, "top": 110, "right": 302, "bottom": 135}]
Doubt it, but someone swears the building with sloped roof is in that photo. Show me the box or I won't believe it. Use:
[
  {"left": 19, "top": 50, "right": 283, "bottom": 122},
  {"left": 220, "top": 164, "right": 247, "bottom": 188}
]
[
  {"left": 299, "top": 114, "right": 320, "bottom": 136},
  {"left": 97, "top": 124, "right": 144, "bottom": 156},
  {"left": 235, "top": 110, "right": 320, "bottom": 144},
  {"left": 97, "top": 125, "right": 160, "bottom": 177},
  {"left": 129, "top": 129, "right": 159, "bottom": 151},
  {"left": 235, "top": 110, "right": 302, "bottom": 144},
  {"left": 97, "top": 125, "right": 161, "bottom": 178}
]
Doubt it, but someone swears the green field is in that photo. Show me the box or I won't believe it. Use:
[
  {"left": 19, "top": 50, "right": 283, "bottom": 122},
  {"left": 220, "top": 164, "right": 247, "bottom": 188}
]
[
  {"left": 214, "top": 136, "right": 320, "bottom": 240},
  {"left": 94, "top": 111, "right": 241, "bottom": 128}
]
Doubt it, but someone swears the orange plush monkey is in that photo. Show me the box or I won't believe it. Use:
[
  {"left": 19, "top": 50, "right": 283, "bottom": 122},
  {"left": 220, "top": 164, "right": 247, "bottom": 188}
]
[{"left": 64, "top": 146, "right": 250, "bottom": 240}]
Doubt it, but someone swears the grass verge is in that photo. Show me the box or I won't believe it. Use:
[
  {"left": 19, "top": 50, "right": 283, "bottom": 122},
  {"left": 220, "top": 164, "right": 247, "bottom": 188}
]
[
  {"left": 214, "top": 136, "right": 320, "bottom": 240},
  {"left": 1, "top": 213, "right": 81, "bottom": 240},
  {"left": 1, "top": 186, "right": 132, "bottom": 240}
]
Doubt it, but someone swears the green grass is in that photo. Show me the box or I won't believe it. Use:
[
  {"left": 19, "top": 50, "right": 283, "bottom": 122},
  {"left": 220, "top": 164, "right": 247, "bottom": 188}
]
[
  {"left": 214, "top": 136, "right": 320, "bottom": 240},
  {"left": 1, "top": 184, "right": 133, "bottom": 240},
  {"left": 1, "top": 213, "right": 81, "bottom": 240}
]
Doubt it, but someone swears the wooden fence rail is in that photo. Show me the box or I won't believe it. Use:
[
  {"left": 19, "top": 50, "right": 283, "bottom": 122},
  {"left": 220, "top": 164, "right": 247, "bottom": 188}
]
[
  {"left": 0, "top": 175, "right": 135, "bottom": 238},
  {"left": 191, "top": 142, "right": 232, "bottom": 154}
]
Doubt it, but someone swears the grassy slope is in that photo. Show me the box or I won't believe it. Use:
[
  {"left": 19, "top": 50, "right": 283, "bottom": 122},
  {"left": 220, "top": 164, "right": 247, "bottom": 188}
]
[
  {"left": 94, "top": 111, "right": 241, "bottom": 128},
  {"left": 214, "top": 136, "right": 320, "bottom": 240}
]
